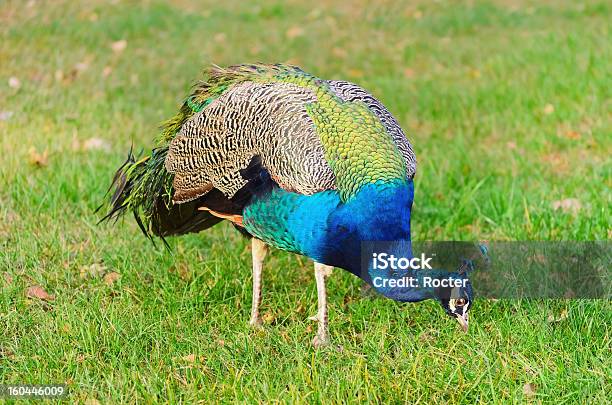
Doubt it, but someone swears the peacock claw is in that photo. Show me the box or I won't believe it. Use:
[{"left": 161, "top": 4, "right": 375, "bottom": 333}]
[
  {"left": 249, "top": 318, "right": 263, "bottom": 329},
  {"left": 312, "top": 334, "right": 330, "bottom": 348}
]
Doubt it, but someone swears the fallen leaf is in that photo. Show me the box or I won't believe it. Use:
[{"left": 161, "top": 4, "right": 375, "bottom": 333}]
[
  {"left": 26, "top": 285, "right": 55, "bottom": 301},
  {"left": 84, "top": 398, "right": 101, "bottom": 405},
  {"left": 8, "top": 77, "right": 21, "bottom": 89},
  {"left": 74, "top": 61, "right": 89, "bottom": 72},
  {"left": 0, "top": 348, "right": 15, "bottom": 360},
  {"left": 0, "top": 111, "right": 13, "bottom": 121},
  {"left": 82, "top": 137, "right": 111, "bottom": 151},
  {"left": 286, "top": 26, "right": 304, "bottom": 39},
  {"left": 76, "top": 354, "right": 86, "bottom": 363},
  {"left": 213, "top": 33, "right": 226, "bottom": 43},
  {"left": 564, "top": 130, "right": 581, "bottom": 140},
  {"left": 54, "top": 70, "right": 64, "bottom": 82},
  {"left": 102, "top": 66, "right": 113, "bottom": 78},
  {"left": 523, "top": 383, "right": 536, "bottom": 396},
  {"left": 111, "top": 39, "right": 127, "bottom": 53},
  {"left": 89, "top": 13, "right": 98, "bottom": 22},
  {"left": 470, "top": 68, "right": 481, "bottom": 79},
  {"left": 217, "top": 339, "right": 225, "bottom": 347},
  {"left": 28, "top": 147, "right": 49, "bottom": 167},
  {"left": 543, "top": 104, "right": 554, "bottom": 115},
  {"left": 103, "top": 272, "right": 121, "bottom": 286},
  {"left": 552, "top": 198, "right": 581, "bottom": 214},
  {"left": 542, "top": 152, "right": 570, "bottom": 173},
  {"left": 403, "top": 68, "right": 415, "bottom": 78},
  {"left": 2, "top": 272, "right": 13, "bottom": 285},
  {"left": 182, "top": 353, "right": 196, "bottom": 363},
  {"left": 413, "top": 10, "right": 423, "bottom": 19},
  {"left": 31, "top": 72, "right": 45, "bottom": 83},
  {"left": 506, "top": 141, "right": 517, "bottom": 150}
]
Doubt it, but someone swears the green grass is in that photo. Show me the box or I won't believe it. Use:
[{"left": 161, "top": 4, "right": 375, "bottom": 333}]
[{"left": 1, "top": 0, "right": 610, "bottom": 402}]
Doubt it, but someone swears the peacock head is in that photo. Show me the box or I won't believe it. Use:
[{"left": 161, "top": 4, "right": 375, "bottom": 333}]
[{"left": 435, "top": 277, "right": 473, "bottom": 332}]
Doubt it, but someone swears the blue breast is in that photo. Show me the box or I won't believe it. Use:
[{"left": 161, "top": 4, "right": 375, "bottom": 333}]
[{"left": 243, "top": 180, "right": 414, "bottom": 276}]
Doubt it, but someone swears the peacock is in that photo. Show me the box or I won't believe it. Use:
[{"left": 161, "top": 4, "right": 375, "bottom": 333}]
[{"left": 101, "top": 64, "right": 472, "bottom": 347}]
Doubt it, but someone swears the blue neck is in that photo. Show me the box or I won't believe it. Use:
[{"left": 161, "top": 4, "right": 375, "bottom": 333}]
[
  {"left": 314, "top": 180, "right": 414, "bottom": 273},
  {"left": 246, "top": 179, "right": 447, "bottom": 303},
  {"left": 365, "top": 262, "right": 460, "bottom": 302},
  {"left": 314, "top": 181, "right": 457, "bottom": 302}
]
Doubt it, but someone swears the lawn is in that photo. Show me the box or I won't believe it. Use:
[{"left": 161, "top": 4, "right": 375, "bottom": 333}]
[{"left": 1, "top": 0, "right": 610, "bottom": 402}]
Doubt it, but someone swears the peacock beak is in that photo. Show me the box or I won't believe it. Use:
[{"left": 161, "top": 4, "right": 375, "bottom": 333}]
[{"left": 456, "top": 312, "right": 469, "bottom": 332}]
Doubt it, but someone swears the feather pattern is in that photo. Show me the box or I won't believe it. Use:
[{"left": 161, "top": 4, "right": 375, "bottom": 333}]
[
  {"left": 167, "top": 81, "right": 333, "bottom": 202},
  {"left": 326, "top": 80, "right": 417, "bottom": 177},
  {"left": 165, "top": 63, "right": 416, "bottom": 203},
  {"left": 100, "top": 63, "right": 417, "bottom": 240}
]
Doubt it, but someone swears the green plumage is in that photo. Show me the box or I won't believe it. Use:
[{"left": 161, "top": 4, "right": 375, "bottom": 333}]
[
  {"left": 306, "top": 98, "right": 406, "bottom": 200},
  {"left": 101, "top": 64, "right": 411, "bottom": 235},
  {"left": 181, "top": 63, "right": 407, "bottom": 201},
  {"left": 235, "top": 64, "right": 407, "bottom": 200}
]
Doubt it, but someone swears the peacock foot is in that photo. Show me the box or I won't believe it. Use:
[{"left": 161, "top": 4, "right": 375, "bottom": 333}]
[{"left": 312, "top": 334, "right": 330, "bottom": 348}]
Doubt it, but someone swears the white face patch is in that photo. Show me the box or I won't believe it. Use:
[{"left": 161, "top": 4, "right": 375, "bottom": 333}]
[
  {"left": 462, "top": 301, "right": 470, "bottom": 317},
  {"left": 449, "top": 298, "right": 469, "bottom": 316}
]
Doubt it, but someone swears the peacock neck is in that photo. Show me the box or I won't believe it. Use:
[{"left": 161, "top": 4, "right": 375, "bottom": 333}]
[
  {"left": 364, "top": 256, "right": 459, "bottom": 303},
  {"left": 320, "top": 180, "right": 414, "bottom": 273}
]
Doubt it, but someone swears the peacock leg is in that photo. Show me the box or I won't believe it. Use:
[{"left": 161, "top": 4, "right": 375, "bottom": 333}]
[
  {"left": 310, "top": 262, "right": 333, "bottom": 347},
  {"left": 249, "top": 238, "right": 268, "bottom": 327}
]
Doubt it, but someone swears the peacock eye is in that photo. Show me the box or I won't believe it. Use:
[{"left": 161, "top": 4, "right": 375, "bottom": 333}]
[{"left": 456, "top": 298, "right": 466, "bottom": 307}]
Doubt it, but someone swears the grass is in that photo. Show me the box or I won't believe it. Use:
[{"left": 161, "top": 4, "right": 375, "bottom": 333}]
[{"left": 1, "top": 0, "right": 610, "bottom": 402}]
